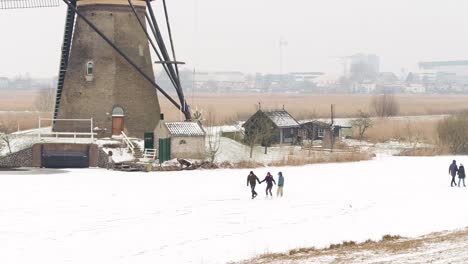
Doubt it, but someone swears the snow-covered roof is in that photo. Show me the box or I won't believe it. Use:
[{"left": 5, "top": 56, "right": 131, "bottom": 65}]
[
  {"left": 165, "top": 122, "right": 205, "bottom": 136},
  {"left": 263, "top": 110, "right": 300, "bottom": 128}
]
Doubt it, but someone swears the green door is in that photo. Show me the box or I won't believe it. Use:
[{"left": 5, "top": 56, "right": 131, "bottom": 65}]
[
  {"left": 158, "top": 138, "right": 171, "bottom": 162},
  {"left": 144, "top": 133, "right": 154, "bottom": 150}
]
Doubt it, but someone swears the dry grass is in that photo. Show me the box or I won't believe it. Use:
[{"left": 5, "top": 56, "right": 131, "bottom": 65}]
[
  {"left": 397, "top": 147, "right": 449, "bottom": 157},
  {"left": 0, "top": 112, "right": 51, "bottom": 132},
  {"left": 364, "top": 119, "right": 439, "bottom": 144},
  {"left": 234, "top": 234, "right": 413, "bottom": 264},
  {"left": 218, "top": 160, "right": 265, "bottom": 169},
  {"left": 268, "top": 152, "right": 372, "bottom": 167},
  {"left": 239, "top": 235, "right": 408, "bottom": 264},
  {"left": 160, "top": 93, "right": 468, "bottom": 123},
  {"left": 0, "top": 90, "right": 39, "bottom": 111},
  {"left": 2, "top": 90, "right": 468, "bottom": 125}
]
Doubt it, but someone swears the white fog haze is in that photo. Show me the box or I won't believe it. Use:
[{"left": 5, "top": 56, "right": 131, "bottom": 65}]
[{"left": 1, "top": 0, "right": 468, "bottom": 77}]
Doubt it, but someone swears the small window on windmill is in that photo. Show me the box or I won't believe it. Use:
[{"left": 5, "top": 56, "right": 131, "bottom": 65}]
[
  {"left": 86, "top": 61, "right": 94, "bottom": 75},
  {"left": 179, "top": 139, "right": 187, "bottom": 145},
  {"left": 85, "top": 61, "right": 94, "bottom": 81}
]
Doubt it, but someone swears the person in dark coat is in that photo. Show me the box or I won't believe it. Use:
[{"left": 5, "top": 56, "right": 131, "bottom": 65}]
[
  {"left": 260, "top": 172, "right": 276, "bottom": 197},
  {"left": 449, "top": 160, "right": 459, "bottom": 187},
  {"left": 277, "top": 172, "right": 285, "bottom": 197},
  {"left": 247, "top": 171, "right": 261, "bottom": 199},
  {"left": 458, "top": 164, "right": 466, "bottom": 187}
]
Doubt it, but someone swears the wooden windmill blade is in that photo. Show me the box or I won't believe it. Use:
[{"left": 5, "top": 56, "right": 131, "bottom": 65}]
[{"left": 0, "top": 0, "right": 60, "bottom": 9}]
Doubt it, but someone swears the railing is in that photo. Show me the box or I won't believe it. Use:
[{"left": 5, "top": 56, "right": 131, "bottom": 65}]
[
  {"left": 36, "top": 118, "right": 97, "bottom": 143},
  {"left": 143, "top": 148, "right": 157, "bottom": 160},
  {"left": 121, "top": 131, "right": 135, "bottom": 155}
]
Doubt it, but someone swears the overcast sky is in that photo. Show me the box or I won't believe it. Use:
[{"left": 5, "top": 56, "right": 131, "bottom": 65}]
[{"left": 1, "top": 0, "right": 468, "bottom": 78}]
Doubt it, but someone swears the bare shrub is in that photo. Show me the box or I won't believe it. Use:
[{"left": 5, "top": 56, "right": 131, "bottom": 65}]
[
  {"left": 0, "top": 119, "right": 17, "bottom": 154},
  {"left": 382, "top": 234, "right": 403, "bottom": 241},
  {"left": 350, "top": 110, "right": 373, "bottom": 141},
  {"left": 204, "top": 112, "right": 221, "bottom": 164},
  {"left": 35, "top": 87, "right": 55, "bottom": 112},
  {"left": 437, "top": 112, "right": 468, "bottom": 154},
  {"left": 328, "top": 241, "right": 357, "bottom": 250},
  {"left": 371, "top": 94, "right": 400, "bottom": 117}
]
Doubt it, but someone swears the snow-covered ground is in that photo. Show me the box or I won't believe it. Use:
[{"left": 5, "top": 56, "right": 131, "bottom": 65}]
[{"left": 0, "top": 156, "right": 467, "bottom": 264}]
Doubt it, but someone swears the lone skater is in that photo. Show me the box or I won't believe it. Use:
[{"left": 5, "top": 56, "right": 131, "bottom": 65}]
[
  {"left": 107, "top": 150, "right": 114, "bottom": 170},
  {"left": 261, "top": 172, "right": 276, "bottom": 197},
  {"left": 459, "top": 164, "right": 466, "bottom": 187},
  {"left": 277, "top": 172, "right": 284, "bottom": 197},
  {"left": 449, "top": 160, "right": 459, "bottom": 187},
  {"left": 247, "top": 171, "right": 261, "bottom": 199}
]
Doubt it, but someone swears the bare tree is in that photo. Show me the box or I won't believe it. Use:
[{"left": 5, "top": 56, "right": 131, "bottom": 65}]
[
  {"left": 302, "top": 124, "right": 317, "bottom": 157},
  {"left": 243, "top": 114, "right": 275, "bottom": 157},
  {"left": 204, "top": 112, "right": 221, "bottom": 164},
  {"left": 35, "top": 87, "right": 56, "bottom": 112},
  {"left": 351, "top": 110, "right": 373, "bottom": 142},
  {"left": 0, "top": 119, "right": 17, "bottom": 155},
  {"left": 438, "top": 112, "right": 468, "bottom": 154},
  {"left": 371, "top": 94, "right": 400, "bottom": 118}
]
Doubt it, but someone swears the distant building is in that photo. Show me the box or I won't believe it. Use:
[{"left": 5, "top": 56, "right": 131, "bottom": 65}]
[
  {"left": 194, "top": 71, "right": 246, "bottom": 92},
  {"left": 404, "top": 84, "right": 426, "bottom": 94},
  {"left": 346, "top": 53, "right": 380, "bottom": 82},
  {"left": 0, "top": 77, "right": 8, "bottom": 89},
  {"left": 376, "top": 72, "right": 404, "bottom": 93},
  {"left": 419, "top": 60, "right": 468, "bottom": 92}
]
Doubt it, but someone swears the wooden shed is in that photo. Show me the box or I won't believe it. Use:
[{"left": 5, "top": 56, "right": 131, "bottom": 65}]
[
  {"left": 154, "top": 121, "right": 206, "bottom": 160},
  {"left": 243, "top": 110, "right": 301, "bottom": 145}
]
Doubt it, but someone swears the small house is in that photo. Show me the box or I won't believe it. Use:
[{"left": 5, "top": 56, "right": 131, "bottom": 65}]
[
  {"left": 300, "top": 120, "right": 351, "bottom": 142},
  {"left": 154, "top": 121, "right": 206, "bottom": 160},
  {"left": 243, "top": 110, "right": 301, "bottom": 145}
]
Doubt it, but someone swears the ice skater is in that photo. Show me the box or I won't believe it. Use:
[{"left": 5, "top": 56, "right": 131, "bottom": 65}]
[
  {"left": 277, "top": 172, "right": 284, "bottom": 197},
  {"left": 107, "top": 150, "right": 114, "bottom": 170},
  {"left": 261, "top": 172, "right": 276, "bottom": 197},
  {"left": 449, "top": 160, "right": 459, "bottom": 187},
  {"left": 459, "top": 163, "right": 466, "bottom": 187},
  {"left": 247, "top": 171, "right": 261, "bottom": 199}
]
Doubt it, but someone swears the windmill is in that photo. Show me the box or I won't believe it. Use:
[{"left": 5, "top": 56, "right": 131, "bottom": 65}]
[{"left": 1, "top": 0, "right": 191, "bottom": 137}]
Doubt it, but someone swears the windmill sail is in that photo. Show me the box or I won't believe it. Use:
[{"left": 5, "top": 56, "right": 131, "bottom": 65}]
[{"left": 0, "top": 0, "right": 60, "bottom": 9}]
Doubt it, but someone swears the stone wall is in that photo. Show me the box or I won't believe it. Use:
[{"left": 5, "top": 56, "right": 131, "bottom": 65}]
[
  {"left": 0, "top": 147, "right": 33, "bottom": 168},
  {"left": 98, "top": 148, "right": 109, "bottom": 168},
  {"left": 171, "top": 136, "right": 206, "bottom": 159}
]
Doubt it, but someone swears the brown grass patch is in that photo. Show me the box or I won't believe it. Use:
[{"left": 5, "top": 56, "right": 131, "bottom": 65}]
[
  {"left": 234, "top": 233, "right": 412, "bottom": 264},
  {"left": 0, "top": 90, "right": 39, "bottom": 111},
  {"left": 268, "top": 152, "right": 372, "bottom": 167},
  {"left": 364, "top": 119, "right": 439, "bottom": 144},
  {"left": 397, "top": 147, "right": 449, "bottom": 157},
  {"left": 2, "top": 90, "right": 468, "bottom": 126},
  {"left": 219, "top": 160, "right": 265, "bottom": 169},
  {"left": 0, "top": 112, "right": 51, "bottom": 132},
  {"left": 161, "top": 93, "right": 468, "bottom": 123}
]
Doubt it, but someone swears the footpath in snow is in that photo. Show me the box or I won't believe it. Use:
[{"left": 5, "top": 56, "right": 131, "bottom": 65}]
[{"left": 0, "top": 156, "right": 467, "bottom": 264}]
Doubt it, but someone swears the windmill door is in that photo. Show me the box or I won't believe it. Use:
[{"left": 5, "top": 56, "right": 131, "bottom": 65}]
[{"left": 112, "top": 117, "right": 124, "bottom": 135}]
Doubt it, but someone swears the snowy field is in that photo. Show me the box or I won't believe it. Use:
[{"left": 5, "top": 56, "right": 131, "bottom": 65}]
[{"left": 1, "top": 156, "right": 467, "bottom": 264}]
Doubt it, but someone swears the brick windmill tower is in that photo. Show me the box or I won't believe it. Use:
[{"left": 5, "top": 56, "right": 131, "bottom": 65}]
[{"left": 1, "top": 0, "right": 190, "bottom": 138}]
